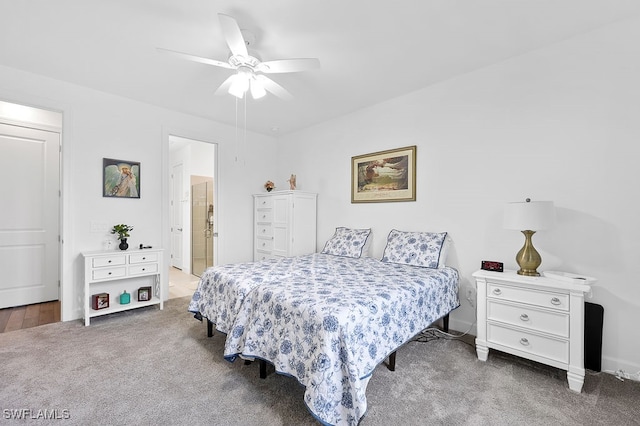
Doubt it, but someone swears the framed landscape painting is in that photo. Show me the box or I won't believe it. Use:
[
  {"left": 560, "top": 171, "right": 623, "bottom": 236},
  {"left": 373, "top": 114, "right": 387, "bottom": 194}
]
[
  {"left": 103, "top": 158, "right": 141, "bottom": 198},
  {"left": 351, "top": 145, "right": 416, "bottom": 203}
]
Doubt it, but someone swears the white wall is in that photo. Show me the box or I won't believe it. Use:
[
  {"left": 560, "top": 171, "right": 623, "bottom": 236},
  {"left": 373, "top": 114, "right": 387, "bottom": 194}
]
[
  {"left": 276, "top": 17, "right": 640, "bottom": 375},
  {"left": 0, "top": 64, "right": 278, "bottom": 322}
]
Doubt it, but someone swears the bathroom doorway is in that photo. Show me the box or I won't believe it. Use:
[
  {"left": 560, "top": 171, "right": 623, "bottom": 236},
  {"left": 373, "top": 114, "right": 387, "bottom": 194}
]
[{"left": 191, "top": 177, "right": 214, "bottom": 277}]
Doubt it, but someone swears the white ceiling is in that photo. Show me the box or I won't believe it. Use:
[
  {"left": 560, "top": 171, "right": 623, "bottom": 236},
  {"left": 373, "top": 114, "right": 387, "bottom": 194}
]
[{"left": 1, "top": 0, "right": 639, "bottom": 136}]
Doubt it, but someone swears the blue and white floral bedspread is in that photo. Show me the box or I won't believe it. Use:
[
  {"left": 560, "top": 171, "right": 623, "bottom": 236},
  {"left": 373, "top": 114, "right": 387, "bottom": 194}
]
[
  {"left": 215, "top": 253, "right": 459, "bottom": 426},
  {"left": 188, "top": 255, "right": 317, "bottom": 333}
]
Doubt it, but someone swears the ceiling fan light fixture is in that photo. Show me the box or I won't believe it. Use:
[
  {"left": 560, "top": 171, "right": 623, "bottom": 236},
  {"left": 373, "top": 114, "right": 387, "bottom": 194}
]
[
  {"left": 228, "top": 73, "right": 249, "bottom": 99},
  {"left": 160, "top": 14, "right": 319, "bottom": 102},
  {"left": 250, "top": 78, "right": 266, "bottom": 99}
]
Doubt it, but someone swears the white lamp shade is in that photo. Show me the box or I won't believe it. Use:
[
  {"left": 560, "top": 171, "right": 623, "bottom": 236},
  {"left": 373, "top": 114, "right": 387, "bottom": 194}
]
[
  {"left": 228, "top": 74, "right": 249, "bottom": 99},
  {"left": 503, "top": 200, "right": 556, "bottom": 231},
  {"left": 250, "top": 78, "right": 266, "bottom": 99}
]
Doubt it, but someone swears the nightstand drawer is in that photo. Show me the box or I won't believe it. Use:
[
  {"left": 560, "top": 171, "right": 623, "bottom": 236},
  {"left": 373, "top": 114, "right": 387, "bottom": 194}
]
[
  {"left": 487, "top": 282, "right": 569, "bottom": 311},
  {"left": 487, "top": 322, "right": 569, "bottom": 364},
  {"left": 487, "top": 300, "right": 569, "bottom": 337}
]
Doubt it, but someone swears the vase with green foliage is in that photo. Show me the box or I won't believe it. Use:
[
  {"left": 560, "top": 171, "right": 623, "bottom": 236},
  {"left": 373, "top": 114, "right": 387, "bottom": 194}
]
[{"left": 111, "top": 224, "right": 133, "bottom": 250}]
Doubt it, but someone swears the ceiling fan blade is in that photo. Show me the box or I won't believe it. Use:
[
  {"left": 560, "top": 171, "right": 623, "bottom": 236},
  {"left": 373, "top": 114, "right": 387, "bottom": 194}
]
[
  {"left": 214, "top": 75, "right": 236, "bottom": 96},
  {"left": 157, "top": 48, "right": 234, "bottom": 69},
  {"left": 257, "top": 58, "right": 320, "bottom": 74},
  {"left": 218, "top": 13, "right": 248, "bottom": 58},
  {"left": 256, "top": 75, "right": 293, "bottom": 101}
]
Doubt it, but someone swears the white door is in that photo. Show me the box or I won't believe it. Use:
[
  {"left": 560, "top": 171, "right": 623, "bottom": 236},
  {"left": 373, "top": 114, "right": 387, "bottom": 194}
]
[
  {"left": 271, "top": 195, "right": 291, "bottom": 257},
  {"left": 170, "top": 163, "right": 183, "bottom": 269},
  {"left": 0, "top": 123, "right": 60, "bottom": 308}
]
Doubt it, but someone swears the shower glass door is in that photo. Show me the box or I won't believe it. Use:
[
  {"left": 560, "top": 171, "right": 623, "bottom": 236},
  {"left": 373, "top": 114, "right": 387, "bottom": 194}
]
[{"left": 191, "top": 180, "right": 214, "bottom": 277}]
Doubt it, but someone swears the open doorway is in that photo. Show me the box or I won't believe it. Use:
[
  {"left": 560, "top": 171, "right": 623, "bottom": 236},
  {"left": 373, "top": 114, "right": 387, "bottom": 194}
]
[{"left": 168, "top": 135, "right": 217, "bottom": 299}]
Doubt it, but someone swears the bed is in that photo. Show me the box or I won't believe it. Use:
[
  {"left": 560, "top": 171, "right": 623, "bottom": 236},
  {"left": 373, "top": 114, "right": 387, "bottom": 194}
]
[{"left": 188, "top": 228, "right": 460, "bottom": 426}]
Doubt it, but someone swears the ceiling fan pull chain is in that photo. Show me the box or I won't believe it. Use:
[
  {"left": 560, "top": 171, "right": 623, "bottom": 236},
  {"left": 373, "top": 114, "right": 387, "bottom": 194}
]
[
  {"left": 243, "top": 96, "right": 247, "bottom": 166},
  {"left": 234, "top": 96, "right": 239, "bottom": 163}
]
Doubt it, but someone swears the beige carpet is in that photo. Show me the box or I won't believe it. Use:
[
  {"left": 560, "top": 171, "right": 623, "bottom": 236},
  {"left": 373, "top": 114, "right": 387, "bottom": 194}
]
[{"left": 1, "top": 297, "right": 638, "bottom": 425}]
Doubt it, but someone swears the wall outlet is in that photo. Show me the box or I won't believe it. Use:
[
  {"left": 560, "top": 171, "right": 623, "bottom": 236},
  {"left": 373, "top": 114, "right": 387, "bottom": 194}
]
[
  {"left": 90, "top": 221, "right": 108, "bottom": 233},
  {"left": 466, "top": 288, "right": 476, "bottom": 308}
]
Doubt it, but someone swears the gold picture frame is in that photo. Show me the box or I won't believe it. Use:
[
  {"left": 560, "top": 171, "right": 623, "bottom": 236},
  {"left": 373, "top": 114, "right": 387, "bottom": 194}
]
[{"left": 351, "top": 145, "right": 416, "bottom": 203}]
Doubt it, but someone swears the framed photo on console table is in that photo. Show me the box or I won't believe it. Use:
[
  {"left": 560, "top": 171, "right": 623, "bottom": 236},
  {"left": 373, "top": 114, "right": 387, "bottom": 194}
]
[
  {"left": 351, "top": 145, "right": 416, "bottom": 203},
  {"left": 138, "top": 286, "right": 152, "bottom": 302},
  {"left": 92, "top": 293, "right": 109, "bottom": 310}
]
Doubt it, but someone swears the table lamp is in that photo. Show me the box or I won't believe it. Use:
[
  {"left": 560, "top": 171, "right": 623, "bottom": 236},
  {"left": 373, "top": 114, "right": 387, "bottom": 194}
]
[{"left": 503, "top": 198, "right": 555, "bottom": 276}]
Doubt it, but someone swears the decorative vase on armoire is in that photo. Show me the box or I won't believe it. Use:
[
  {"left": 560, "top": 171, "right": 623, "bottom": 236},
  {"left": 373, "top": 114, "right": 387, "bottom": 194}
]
[{"left": 119, "top": 239, "right": 129, "bottom": 250}]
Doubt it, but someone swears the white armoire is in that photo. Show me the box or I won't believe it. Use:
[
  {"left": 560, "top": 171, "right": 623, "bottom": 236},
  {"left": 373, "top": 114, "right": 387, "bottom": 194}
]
[{"left": 253, "top": 190, "right": 317, "bottom": 261}]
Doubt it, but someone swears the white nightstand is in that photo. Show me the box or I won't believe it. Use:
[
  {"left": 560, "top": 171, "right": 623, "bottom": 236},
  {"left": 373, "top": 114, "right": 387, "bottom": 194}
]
[{"left": 473, "top": 269, "right": 593, "bottom": 392}]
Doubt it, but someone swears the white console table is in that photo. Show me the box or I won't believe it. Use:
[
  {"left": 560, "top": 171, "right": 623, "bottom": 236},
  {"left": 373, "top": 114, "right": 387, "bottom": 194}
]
[
  {"left": 473, "top": 269, "right": 592, "bottom": 392},
  {"left": 82, "top": 248, "right": 163, "bottom": 326}
]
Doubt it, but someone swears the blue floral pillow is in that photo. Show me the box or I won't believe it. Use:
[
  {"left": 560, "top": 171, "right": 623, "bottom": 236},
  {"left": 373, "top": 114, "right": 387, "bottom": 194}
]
[
  {"left": 321, "top": 227, "right": 372, "bottom": 258},
  {"left": 381, "top": 229, "right": 448, "bottom": 268}
]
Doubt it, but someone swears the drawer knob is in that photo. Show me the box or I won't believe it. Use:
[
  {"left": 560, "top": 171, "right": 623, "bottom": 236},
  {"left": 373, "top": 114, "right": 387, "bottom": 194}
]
[
  {"left": 142, "top": 257, "right": 146, "bottom": 260},
  {"left": 520, "top": 314, "right": 529, "bottom": 321},
  {"left": 262, "top": 215, "right": 266, "bottom": 219},
  {"left": 262, "top": 229, "right": 266, "bottom": 233},
  {"left": 492, "top": 288, "right": 502, "bottom": 295},
  {"left": 108, "top": 272, "right": 112, "bottom": 275},
  {"left": 142, "top": 268, "right": 146, "bottom": 271},
  {"left": 520, "top": 338, "right": 530, "bottom": 346},
  {"left": 550, "top": 297, "right": 561, "bottom": 306},
  {"left": 108, "top": 260, "right": 112, "bottom": 263},
  {"left": 262, "top": 242, "right": 266, "bottom": 247}
]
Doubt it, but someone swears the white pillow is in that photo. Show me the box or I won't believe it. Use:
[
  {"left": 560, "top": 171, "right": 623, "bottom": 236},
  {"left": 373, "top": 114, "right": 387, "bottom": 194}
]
[
  {"left": 321, "top": 227, "right": 372, "bottom": 258},
  {"left": 381, "top": 229, "right": 448, "bottom": 269}
]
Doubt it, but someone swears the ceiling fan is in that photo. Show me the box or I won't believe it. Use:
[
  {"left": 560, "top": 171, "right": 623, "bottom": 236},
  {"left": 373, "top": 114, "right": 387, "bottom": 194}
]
[{"left": 158, "top": 13, "right": 320, "bottom": 100}]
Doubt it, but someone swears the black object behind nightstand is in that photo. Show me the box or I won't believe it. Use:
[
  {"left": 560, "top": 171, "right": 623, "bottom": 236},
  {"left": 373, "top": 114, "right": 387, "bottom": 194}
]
[{"left": 584, "top": 302, "right": 604, "bottom": 372}]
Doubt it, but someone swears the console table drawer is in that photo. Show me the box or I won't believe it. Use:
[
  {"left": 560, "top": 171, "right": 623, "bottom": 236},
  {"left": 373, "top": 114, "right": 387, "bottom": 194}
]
[
  {"left": 92, "top": 267, "right": 127, "bottom": 280},
  {"left": 93, "top": 255, "right": 126, "bottom": 268},
  {"left": 487, "top": 300, "right": 569, "bottom": 338},
  {"left": 129, "top": 252, "right": 158, "bottom": 264},
  {"left": 487, "top": 322, "right": 569, "bottom": 364},
  {"left": 129, "top": 263, "right": 158, "bottom": 275},
  {"left": 487, "top": 282, "right": 569, "bottom": 311}
]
